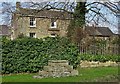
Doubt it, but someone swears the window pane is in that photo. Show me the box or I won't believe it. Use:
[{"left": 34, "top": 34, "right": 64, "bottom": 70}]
[
  {"left": 51, "top": 22, "right": 54, "bottom": 27},
  {"left": 50, "top": 19, "right": 57, "bottom": 28},
  {"left": 30, "top": 33, "right": 35, "bottom": 37},
  {"left": 30, "top": 21, "right": 33, "bottom": 26},
  {"left": 30, "top": 17, "right": 36, "bottom": 27},
  {"left": 30, "top": 17, "right": 35, "bottom": 21}
]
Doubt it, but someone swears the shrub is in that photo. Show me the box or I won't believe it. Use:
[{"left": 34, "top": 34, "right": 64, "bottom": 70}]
[
  {"left": 2, "top": 37, "right": 79, "bottom": 74},
  {"left": 78, "top": 53, "right": 119, "bottom": 62}
]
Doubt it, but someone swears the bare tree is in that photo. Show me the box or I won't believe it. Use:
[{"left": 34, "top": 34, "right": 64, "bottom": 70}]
[
  {"left": 2, "top": 1, "right": 120, "bottom": 39},
  {"left": 2, "top": 1, "right": 120, "bottom": 25},
  {"left": 2, "top": 2, "right": 15, "bottom": 25}
]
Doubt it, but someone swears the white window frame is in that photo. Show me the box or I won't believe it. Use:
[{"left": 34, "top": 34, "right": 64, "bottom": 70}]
[
  {"left": 29, "top": 33, "right": 36, "bottom": 38},
  {"left": 30, "top": 17, "right": 36, "bottom": 27},
  {"left": 50, "top": 21, "right": 57, "bottom": 28},
  {"left": 50, "top": 33, "right": 56, "bottom": 37}
]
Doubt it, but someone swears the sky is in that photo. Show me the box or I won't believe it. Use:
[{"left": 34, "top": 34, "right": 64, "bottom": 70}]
[
  {"left": 0, "top": 0, "right": 119, "bottom": 34},
  {"left": 0, "top": 0, "right": 119, "bottom": 2},
  {"left": 0, "top": 3, "right": 2, "bottom": 24}
]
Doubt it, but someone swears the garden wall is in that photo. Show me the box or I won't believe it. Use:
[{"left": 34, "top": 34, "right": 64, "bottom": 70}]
[{"left": 80, "top": 61, "right": 118, "bottom": 68}]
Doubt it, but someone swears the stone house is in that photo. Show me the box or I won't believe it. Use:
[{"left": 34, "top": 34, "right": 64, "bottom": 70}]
[
  {"left": 85, "top": 26, "right": 114, "bottom": 40},
  {"left": 11, "top": 2, "right": 73, "bottom": 40},
  {"left": 0, "top": 25, "right": 11, "bottom": 39},
  {"left": 79, "top": 26, "right": 114, "bottom": 47}
]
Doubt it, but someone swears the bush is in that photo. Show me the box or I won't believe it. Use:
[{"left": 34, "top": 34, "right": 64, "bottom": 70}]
[
  {"left": 78, "top": 53, "right": 119, "bottom": 62},
  {"left": 2, "top": 37, "right": 79, "bottom": 74}
]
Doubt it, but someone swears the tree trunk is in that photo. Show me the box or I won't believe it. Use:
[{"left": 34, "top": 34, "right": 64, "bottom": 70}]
[{"left": 67, "top": 2, "right": 86, "bottom": 42}]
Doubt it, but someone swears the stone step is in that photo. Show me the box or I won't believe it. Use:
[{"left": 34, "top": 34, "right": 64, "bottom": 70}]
[
  {"left": 39, "top": 70, "right": 49, "bottom": 77},
  {"left": 43, "top": 66, "right": 53, "bottom": 72},
  {"left": 48, "top": 62, "right": 69, "bottom": 67},
  {"left": 34, "top": 60, "right": 79, "bottom": 78},
  {"left": 44, "top": 65, "right": 73, "bottom": 72},
  {"left": 48, "top": 60, "right": 68, "bottom": 63}
]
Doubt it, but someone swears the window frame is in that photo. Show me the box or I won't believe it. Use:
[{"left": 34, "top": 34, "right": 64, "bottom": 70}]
[
  {"left": 30, "top": 17, "right": 36, "bottom": 27},
  {"left": 29, "top": 33, "right": 36, "bottom": 38},
  {"left": 50, "top": 19, "right": 57, "bottom": 28}
]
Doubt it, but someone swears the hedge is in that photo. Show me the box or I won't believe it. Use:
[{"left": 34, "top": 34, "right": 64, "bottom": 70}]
[
  {"left": 78, "top": 53, "right": 119, "bottom": 62},
  {"left": 2, "top": 37, "right": 79, "bottom": 74}
]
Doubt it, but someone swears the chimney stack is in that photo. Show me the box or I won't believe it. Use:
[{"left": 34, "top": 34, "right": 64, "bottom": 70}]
[{"left": 16, "top": 2, "right": 21, "bottom": 11}]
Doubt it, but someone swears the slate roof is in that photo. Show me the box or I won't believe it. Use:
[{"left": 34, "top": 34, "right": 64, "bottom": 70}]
[
  {"left": 16, "top": 7, "right": 73, "bottom": 19},
  {"left": 85, "top": 26, "right": 114, "bottom": 37},
  {"left": 0, "top": 25, "right": 10, "bottom": 36}
]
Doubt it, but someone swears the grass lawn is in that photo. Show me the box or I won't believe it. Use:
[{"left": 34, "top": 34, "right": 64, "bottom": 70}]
[{"left": 2, "top": 66, "right": 118, "bottom": 82}]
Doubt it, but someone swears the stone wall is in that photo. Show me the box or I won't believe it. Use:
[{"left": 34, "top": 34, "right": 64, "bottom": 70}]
[
  {"left": 33, "top": 60, "right": 78, "bottom": 78},
  {"left": 80, "top": 60, "right": 118, "bottom": 68},
  {"left": 12, "top": 14, "right": 70, "bottom": 39}
]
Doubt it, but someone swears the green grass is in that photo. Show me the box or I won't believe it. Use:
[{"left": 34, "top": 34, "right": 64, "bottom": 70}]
[{"left": 2, "top": 66, "right": 118, "bottom": 82}]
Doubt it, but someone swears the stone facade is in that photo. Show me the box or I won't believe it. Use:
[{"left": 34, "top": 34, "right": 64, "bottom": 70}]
[
  {"left": 85, "top": 26, "right": 114, "bottom": 41},
  {"left": 0, "top": 25, "right": 11, "bottom": 39},
  {"left": 11, "top": 2, "right": 72, "bottom": 39},
  {"left": 33, "top": 60, "right": 78, "bottom": 78}
]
